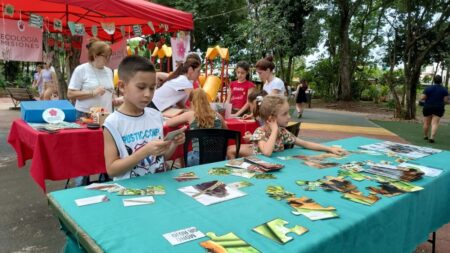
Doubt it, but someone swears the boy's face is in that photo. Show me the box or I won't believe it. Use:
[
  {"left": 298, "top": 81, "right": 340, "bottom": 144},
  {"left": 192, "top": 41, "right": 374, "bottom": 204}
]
[
  {"left": 121, "top": 71, "right": 156, "bottom": 110},
  {"left": 274, "top": 101, "right": 291, "bottom": 127}
]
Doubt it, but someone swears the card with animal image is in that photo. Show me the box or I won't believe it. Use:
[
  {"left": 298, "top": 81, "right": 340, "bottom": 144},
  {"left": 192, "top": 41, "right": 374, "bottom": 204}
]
[
  {"left": 178, "top": 180, "right": 246, "bottom": 206},
  {"left": 244, "top": 156, "right": 284, "bottom": 172}
]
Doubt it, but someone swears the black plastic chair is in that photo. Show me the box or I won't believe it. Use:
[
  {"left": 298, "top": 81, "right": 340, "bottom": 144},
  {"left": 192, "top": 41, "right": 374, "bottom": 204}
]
[
  {"left": 183, "top": 129, "right": 241, "bottom": 167},
  {"left": 284, "top": 122, "right": 301, "bottom": 149}
]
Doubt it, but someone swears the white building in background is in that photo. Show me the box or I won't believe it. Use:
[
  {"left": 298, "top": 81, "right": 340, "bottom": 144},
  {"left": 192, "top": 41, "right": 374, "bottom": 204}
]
[{"left": 420, "top": 63, "right": 448, "bottom": 86}]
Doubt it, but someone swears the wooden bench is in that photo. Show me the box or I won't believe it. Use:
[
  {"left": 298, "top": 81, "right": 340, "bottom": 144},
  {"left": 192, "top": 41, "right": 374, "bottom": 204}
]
[{"left": 5, "top": 87, "right": 36, "bottom": 109}]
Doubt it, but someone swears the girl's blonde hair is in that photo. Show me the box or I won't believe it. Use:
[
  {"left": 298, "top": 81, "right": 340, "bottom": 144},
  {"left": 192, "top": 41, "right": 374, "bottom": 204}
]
[
  {"left": 190, "top": 89, "right": 216, "bottom": 128},
  {"left": 87, "top": 38, "right": 112, "bottom": 62},
  {"left": 259, "top": 95, "right": 287, "bottom": 121}
]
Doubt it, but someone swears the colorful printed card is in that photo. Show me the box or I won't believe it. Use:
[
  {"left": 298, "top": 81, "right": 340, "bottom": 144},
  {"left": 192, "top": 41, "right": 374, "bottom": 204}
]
[
  {"left": 287, "top": 196, "right": 338, "bottom": 220},
  {"left": 200, "top": 232, "right": 260, "bottom": 253},
  {"left": 253, "top": 218, "right": 308, "bottom": 244}
]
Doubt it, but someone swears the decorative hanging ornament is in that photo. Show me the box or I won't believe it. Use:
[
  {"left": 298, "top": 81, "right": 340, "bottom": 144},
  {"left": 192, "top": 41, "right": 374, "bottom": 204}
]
[
  {"left": 101, "top": 22, "right": 115, "bottom": 35},
  {"left": 133, "top": 25, "right": 142, "bottom": 36},
  {"left": 29, "top": 13, "right": 43, "bottom": 29},
  {"left": 54, "top": 19, "right": 62, "bottom": 32},
  {"left": 147, "top": 22, "right": 155, "bottom": 34},
  {"left": 68, "top": 22, "right": 85, "bottom": 36},
  {"left": 4, "top": 4, "right": 14, "bottom": 17},
  {"left": 120, "top": 26, "right": 125, "bottom": 37},
  {"left": 91, "top": 25, "right": 98, "bottom": 37}
]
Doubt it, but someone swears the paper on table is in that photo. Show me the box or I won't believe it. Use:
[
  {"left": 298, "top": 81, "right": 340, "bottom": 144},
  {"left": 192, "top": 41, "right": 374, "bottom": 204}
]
[
  {"left": 398, "top": 163, "right": 442, "bottom": 177},
  {"left": 75, "top": 195, "right": 108, "bottom": 206},
  {"left": 123, "top": 196, "right": 155, "bottom": 207},
  {"left": 163, "top": 227, "right": 205, "bottom": 245},
  {"left": 178, "top": 185, "right": 246, "bottom": 206}
]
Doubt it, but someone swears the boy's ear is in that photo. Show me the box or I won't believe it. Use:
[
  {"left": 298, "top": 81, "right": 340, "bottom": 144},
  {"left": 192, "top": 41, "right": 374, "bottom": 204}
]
[{"left": 118, "top": 80, "right": 125, "bottom": 93}]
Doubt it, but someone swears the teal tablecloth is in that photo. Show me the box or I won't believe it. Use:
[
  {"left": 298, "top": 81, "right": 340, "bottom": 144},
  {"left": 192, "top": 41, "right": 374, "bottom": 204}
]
[{"left": 48, "top": 137, "right": 450, "bottom": 253}]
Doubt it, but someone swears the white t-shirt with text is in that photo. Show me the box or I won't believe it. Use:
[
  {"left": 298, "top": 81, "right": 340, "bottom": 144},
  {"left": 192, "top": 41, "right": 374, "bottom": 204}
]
[{"left": 103, "top": 108, "right": 166, "bottom": 181}]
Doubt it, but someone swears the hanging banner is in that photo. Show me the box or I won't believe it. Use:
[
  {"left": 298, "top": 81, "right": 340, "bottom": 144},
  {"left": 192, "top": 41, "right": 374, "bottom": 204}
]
[
  {"left": 4, "top": 4, "right": 14, "bottom": 17},
  {"left": 133, "top": 25, "right": 142, "bottom": 36},
  {"left": 0, "top": 19, "right": 42, "bottom": 62},
  {"left": 91, "top": 25, "right": 98, "bottom": 37},
  {"left": 80, "top": 34, "right": 127, "bottom": 69},
  {"left": 29, "top": 13, "right": 43, "bottom": 29},
  {"left": 68, "top": 22, "right": 85, "bottom": 36},
  {"left": 171, "top": 34, "right": 190, "bottom": 71},
  {"left": 101, "top": 22, "right": 115, "bottom": 35},
  {"left": 120, "top": 26, "right": 125, "bottom": 37},
  {"left": 147, "top": 22, "right": 155, "bottom": 34},
  {"left": 53, "top": 19, "right": 62, "bottom": 32}
]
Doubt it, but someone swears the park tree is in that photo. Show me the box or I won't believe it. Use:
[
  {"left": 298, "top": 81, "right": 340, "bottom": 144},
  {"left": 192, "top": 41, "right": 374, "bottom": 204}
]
[
  {"left": 154, "top": 0, "right": 248, "bottom": 52},
  {"left": 383, "top": 0, "right": 450, "bottom": 119}
]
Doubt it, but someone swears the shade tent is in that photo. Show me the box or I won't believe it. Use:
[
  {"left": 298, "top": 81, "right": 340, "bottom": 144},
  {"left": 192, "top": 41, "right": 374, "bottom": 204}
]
[{"left": 0, "top": 0, "right": 193, "bottom": 41}]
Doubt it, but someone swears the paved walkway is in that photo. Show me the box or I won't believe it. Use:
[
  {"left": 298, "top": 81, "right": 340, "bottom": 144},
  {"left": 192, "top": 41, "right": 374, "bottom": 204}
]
[{"left": 291, "top": 107, "right": 406, "bottom": 143}]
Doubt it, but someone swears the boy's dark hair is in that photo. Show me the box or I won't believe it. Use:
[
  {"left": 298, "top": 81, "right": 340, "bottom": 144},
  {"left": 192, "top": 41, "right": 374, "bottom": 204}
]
[
  {"left": 118, "top": 55, "right": 155, "bottom": 83},
  {"left": 433, "top": 75, "right": 442, "bottom": 85}
]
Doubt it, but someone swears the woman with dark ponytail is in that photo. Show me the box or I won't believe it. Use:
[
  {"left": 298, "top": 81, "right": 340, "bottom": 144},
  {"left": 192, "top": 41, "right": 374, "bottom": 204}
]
[
  {"left": 255, "top": 56, "right": 285, "bottom": 96},
  {"left": 149, "top": 54, "right": 201, "bottom": 111}
]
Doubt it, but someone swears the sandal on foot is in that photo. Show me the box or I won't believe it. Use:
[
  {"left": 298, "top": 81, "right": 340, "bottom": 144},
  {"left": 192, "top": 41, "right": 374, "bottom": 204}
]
[{"left": 429, "top": 139, "right": 435, "bottom": 143}]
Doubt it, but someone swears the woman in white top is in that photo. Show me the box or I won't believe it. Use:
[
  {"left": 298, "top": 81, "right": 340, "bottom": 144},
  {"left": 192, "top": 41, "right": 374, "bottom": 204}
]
[
  {"left": 68, "top": 38, "right": 119, "bottom": 118},
  {"left": 148, "top": 54, "right": 201, "bottom": 111},
  {"left": 255, "top": 55, "right": 285, "bottom": 96}
]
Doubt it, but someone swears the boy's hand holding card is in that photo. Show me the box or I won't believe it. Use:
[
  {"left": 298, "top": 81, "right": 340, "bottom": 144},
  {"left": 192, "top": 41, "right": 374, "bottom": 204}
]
[{"left": 164, "top": 126, "right": 187, "bottom": 141}]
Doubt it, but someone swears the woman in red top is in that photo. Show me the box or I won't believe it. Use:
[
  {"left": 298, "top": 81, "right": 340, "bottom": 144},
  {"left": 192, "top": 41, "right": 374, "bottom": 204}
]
[{"left": 227, "top": 61, "right": 256, "bottom": 116}]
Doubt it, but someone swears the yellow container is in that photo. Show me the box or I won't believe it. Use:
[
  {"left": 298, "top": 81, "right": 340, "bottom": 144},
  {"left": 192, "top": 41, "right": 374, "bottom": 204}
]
[
  {"left": 127, "top": 46, "right": 133, "bottom": 56},
  {"left": 202, "top": 75, "right": 222, "bottom": 102},
  {"left": 198, "top": 74, "right": 206, "bottom": 87},
  {"left": 113, "top": 69, "right": 119, "bottom": 88}
]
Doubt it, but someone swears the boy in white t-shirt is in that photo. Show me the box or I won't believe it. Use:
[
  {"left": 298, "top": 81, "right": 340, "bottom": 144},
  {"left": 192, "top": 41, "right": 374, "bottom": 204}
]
[{"left": 103, "top": 56, "right": 185, "bottom": 180}]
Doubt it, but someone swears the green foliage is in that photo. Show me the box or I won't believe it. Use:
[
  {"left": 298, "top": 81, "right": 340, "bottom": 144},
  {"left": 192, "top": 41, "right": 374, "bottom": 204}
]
[{"left": 304, "top": 58, "right": 339, "bottom": 101}]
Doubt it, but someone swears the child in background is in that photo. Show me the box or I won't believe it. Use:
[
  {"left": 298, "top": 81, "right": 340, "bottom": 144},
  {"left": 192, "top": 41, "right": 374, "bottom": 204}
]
[
  {"left": 227, "top": 90, "right": 267, "bottom": 159},
  {"left": 166, "top": 89, "right": 227, "bottom": 166},
  {"left": 32, "top": 64, "right": 44, "bottom": 100},
  {"left": 241, "top": 89, "right": 268, "bottom": 123},
  {"left": 227, "top": 61, "right": 256, "bottom": 116},
  {"left": 103, "top": 55, "right": 185, "bottom": 180},
  {"left": 233, "top": 95, "right": 347, "bottom": 158}
]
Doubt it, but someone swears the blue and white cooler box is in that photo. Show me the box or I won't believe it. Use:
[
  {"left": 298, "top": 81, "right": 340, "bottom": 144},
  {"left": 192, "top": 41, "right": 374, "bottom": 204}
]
[{"left": 20, "top": 100, "right": 76, "bottom": 123}]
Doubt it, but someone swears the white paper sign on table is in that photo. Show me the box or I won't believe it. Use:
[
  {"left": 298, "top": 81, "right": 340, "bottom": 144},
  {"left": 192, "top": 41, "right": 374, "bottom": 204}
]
[
  {"left": 163, "top": 227, "right": 205, "bottom": 245},
  {"left": 75, "top": 195, "right": 108, "bottom": 206},
  {"left": 122, "top": 196, "right": 155, "bottom": 207}
]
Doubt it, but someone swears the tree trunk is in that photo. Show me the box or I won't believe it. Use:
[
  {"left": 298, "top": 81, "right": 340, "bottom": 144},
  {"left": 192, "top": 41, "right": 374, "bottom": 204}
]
[
  {"left": 337, "top": 3, "right": 352, "bottom": 101},
  {"left": 286, "top": 55, "right": 293, "bottom": 87},
  {"left": 445, "top": 64, "right": 449, "bottom": 89}
]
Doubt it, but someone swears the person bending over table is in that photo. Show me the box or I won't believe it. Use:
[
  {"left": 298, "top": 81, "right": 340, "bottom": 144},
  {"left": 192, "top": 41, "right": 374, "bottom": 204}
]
[
  {"left": 256, "top": 55, "right": 286, "bottom": 96},
  {"left": 421, "top": 75, "right": 449, "bottom": 143},
  {"left": 67, "top": 38, "right": 122, "bottom": 119},
  {"left": 165, "top": 89, "right": 227, "bottom": 166},
  {"left": 148, "top": 54, "right": 201, "bottom": 111},
  {"left": 103, "top": 56, "right": 185, "bottom": 180},
  {"left": 229, "top": 95, "right": 347, "bottom": 158}
]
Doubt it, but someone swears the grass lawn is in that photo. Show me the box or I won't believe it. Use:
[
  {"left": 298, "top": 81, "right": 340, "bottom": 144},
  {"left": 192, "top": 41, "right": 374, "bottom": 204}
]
[{"left": 372, "top": 120, "right": 450, "bottom": 151}]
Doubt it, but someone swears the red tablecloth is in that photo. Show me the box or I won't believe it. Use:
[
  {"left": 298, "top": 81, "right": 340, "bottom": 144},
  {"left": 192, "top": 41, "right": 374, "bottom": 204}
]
[
  {"left": 8, "top": 120, "right": 105, "bottom": 192},
  {"left": 8, "top": 119, "right": 258, "bottom": 192}
]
